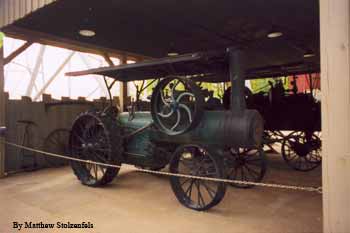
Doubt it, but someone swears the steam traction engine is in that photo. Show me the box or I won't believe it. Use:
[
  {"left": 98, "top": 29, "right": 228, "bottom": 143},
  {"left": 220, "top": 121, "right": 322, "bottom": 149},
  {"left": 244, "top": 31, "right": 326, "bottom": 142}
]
[{"left": 67, "top": 49, "right": 264, "bottom": 211}]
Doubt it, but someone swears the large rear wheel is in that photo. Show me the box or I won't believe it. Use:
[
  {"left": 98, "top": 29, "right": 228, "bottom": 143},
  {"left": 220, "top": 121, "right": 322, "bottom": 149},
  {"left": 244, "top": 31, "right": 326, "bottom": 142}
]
[{"left": 69, "top": 111, "right": 123, "bottom": 187}]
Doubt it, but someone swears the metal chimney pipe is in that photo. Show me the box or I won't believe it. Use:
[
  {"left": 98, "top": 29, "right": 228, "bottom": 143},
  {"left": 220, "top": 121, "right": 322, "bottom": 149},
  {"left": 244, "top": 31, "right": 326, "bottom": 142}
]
[{"left": 228, "top": 48, "right": 246, "bottom": 115}]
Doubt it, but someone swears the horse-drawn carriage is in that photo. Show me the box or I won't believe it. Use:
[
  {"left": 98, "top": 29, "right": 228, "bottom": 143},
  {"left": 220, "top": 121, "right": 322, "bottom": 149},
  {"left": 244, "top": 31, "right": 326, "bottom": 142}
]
[
  {"left": 222, "top": 76, "right": 322, "bottom": 171},
  {"left": 66, "top": 48, "right": 320, "bottom": 211}
]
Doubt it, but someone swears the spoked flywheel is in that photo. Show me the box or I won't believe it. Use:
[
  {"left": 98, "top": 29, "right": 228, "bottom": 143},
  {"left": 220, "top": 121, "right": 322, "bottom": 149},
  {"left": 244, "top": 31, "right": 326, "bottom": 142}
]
[
  {"left": 226, "top": 147, "right": 267, "bottom": 188},
  {"left": 69, "top": 111, "right": 123, "bottom": 187},
  {"left": 151, "top": 76, "right": 204, "bottom": 135},
  {"left": 169, "top": 144, "right": 226, "bottom": 211},
  {"left": 282, "top": 131, "right": 321, "bottom": 171}
]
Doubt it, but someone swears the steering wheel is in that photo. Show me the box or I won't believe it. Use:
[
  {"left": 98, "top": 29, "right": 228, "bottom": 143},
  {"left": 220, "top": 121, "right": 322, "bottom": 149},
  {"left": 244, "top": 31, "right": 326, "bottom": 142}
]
[{"left": 151, "top": 76, "right": 204, "bottom": 135}]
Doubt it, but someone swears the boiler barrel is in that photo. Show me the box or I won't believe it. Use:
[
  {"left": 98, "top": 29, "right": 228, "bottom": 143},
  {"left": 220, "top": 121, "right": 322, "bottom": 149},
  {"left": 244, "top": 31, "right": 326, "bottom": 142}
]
[{"left": 152, "top": 110, "right": 264, "bottom": 147}]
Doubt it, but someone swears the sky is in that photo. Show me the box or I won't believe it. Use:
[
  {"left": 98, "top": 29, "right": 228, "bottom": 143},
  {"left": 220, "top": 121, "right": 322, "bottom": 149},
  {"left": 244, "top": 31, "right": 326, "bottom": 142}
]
[
  {"left": 3, "top": 37, "right": 137, "bottom": 101},
  {"left": 3, "top": 37, "right": 256, "bottom": 102}
]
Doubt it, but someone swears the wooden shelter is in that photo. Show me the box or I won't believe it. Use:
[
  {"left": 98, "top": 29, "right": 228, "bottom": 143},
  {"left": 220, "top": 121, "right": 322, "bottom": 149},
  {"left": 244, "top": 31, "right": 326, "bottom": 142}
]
[{"left": 0, "top": 0, "right": 349, "bottom": 232}]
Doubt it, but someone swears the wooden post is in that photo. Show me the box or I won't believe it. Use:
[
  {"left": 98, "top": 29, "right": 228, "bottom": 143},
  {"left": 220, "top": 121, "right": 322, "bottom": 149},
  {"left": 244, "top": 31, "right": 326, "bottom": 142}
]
[
  {"left": 119, "top": 55, "right": 128, "bottom": 112},
  {"left": 320, "top": 0, "right": 350, "bottom": 232},
  {"left": 0, "top": 38, "right": 5, "bottom": 177}
]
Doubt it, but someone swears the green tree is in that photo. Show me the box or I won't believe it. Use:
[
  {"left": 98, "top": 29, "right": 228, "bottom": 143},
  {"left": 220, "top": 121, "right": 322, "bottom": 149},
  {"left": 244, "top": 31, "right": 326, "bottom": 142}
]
[
  {"left": 250, "top": 77, "right": 290, "bottom": 94},
  {"left": 0, "top": 31, "right": 5, "bottom": 49}
]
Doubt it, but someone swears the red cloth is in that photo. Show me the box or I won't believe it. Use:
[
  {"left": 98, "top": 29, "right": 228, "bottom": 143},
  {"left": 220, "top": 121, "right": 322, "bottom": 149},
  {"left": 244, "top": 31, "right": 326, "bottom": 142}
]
[{"left": 288, "top": 73, "right": 320, "bottom": 93}]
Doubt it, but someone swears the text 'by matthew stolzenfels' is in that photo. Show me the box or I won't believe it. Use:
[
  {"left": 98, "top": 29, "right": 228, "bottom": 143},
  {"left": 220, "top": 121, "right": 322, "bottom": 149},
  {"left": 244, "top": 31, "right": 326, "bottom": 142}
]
[{"left": 13, "top": 221, "right": 94, "bottom": 230}]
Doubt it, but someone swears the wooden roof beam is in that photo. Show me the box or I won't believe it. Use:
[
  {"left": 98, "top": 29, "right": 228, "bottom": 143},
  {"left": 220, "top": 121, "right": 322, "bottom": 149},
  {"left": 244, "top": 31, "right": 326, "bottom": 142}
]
[
  {"left": 4, "top": 40, "right": 33, "bottom": 65},
  {"left": 2, "top": 26, "right": 150, "bottom": 62}
]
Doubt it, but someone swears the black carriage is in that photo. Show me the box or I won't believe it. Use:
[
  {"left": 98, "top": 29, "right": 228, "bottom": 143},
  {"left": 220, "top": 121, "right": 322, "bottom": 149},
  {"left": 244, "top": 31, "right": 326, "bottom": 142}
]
[{"left": 222, "top": 75, "right": 322, "bottom": 171}]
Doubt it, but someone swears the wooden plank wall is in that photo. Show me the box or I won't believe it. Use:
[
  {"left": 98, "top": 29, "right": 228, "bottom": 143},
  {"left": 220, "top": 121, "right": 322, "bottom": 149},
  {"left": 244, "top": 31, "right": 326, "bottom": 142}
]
[{"left": 3, "top": 94, "right": 114, "bottom": 173}]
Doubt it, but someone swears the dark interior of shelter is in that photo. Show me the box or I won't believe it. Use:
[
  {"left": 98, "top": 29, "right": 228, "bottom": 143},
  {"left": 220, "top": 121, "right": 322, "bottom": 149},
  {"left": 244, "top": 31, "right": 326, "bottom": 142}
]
[{"left": 5, "top": 0, "right": 320, "bottom": 71}]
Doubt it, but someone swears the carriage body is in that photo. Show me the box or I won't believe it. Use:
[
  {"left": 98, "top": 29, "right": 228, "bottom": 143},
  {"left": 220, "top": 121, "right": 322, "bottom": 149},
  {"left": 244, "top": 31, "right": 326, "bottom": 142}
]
[{"left": 247, "top": 91, "right": 321, "bottom": 132}]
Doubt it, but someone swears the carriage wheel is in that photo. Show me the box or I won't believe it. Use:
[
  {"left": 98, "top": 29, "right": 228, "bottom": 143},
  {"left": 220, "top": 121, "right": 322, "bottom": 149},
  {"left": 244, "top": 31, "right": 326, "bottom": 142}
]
[
  {"left": 227, "top": 147, "right": 267, "bottom": 189},
  {"left": 169, "top": 144, "right": 226, "bottom": 211},
  {"left": 282, "top": 131, "right": 321, "bottom": 171},
  {"left": 43, "top": 128, "right": 70, "bottom": 167},
  {"left": 69, "top": 111, "right": 123, "bottom": 187},
  {"left": 263, "top": 130, "right": 284, "bottom": 154}
]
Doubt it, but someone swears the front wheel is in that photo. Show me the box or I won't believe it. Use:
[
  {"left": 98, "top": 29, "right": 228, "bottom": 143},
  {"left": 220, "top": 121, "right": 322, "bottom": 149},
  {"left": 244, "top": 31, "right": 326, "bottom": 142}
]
[{"left": 169, "top": 144, "right": 226, "bottom": 211}]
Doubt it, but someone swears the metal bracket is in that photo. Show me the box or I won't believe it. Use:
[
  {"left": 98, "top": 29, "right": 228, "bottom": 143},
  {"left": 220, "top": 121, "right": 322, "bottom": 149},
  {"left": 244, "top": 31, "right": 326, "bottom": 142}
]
[{"left": 0, "top": 127, "right": 6, "bottom": 137}]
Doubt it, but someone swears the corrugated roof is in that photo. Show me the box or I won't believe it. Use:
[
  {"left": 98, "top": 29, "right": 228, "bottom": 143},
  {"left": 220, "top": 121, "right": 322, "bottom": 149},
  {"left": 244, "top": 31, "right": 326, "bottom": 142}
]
[{"left": 0, "top": 0, "right": 56, "bottom": 29}]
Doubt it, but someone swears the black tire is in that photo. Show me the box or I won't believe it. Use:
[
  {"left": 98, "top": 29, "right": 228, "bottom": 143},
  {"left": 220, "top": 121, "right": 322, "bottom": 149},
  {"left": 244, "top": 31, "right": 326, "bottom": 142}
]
[
  {"left": 169, "top": 144, "right": 226, "bottom": 211},
  {"left": 227, "top": 147, "right": 267, "bottom": 189},
  {"left": 281, "top": 131, "right": 321, "bottom": 171},
  {"left": 69, "top": 111, "right": 123, "bottom": 187}
]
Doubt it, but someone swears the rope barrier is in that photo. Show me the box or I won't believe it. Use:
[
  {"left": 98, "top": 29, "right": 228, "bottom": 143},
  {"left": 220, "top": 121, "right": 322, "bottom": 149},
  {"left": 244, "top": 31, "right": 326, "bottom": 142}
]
[{"left": 1, "top": 140, "right": 322, "bottom": 194}]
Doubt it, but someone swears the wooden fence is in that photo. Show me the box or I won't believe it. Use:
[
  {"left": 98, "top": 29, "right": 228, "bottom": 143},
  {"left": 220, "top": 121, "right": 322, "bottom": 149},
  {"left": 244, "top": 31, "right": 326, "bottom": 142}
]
[{"left": 3, "top": 93, "right": 121, "bottom": 173}]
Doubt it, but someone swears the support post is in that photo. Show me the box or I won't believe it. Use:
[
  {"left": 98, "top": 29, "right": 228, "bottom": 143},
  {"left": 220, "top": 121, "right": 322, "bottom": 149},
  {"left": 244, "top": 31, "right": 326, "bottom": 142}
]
[
  {"left": 228, "top": 48, "right": 246, "bottom": 115},
  {"left": 0, "top": 39, "right": 5, "bottom": 177},
  {"left": 102, "top": 53, "right": 115, "bottom": 66},
  {"left": 320, "top": 0, "right": 350, "bottom": 232},
  {"left": 119, "top": 55, "right": 128, "bottom": 112}
]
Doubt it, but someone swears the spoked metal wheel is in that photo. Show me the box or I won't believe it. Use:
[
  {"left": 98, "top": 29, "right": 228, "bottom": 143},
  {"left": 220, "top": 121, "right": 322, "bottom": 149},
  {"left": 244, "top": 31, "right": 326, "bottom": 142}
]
[
  {"left": 282, "top": 131, "right": 321, "bottom": 171},
  {"left": 169, "top": 144, "right": 226, "bottom": 211},
  {"left": 151, "top": 76, "right": 204, "bottom": 135},
  {"left": 227, "top": 147, "right": 267, "bottom": 189},
  {"left": 43, "top": 128, "right": 70, "bottom": 167},
  {"left": 69, "top": 112, "right": 123, "bottom": 187},
  {"left": 263, "top": 130, "right": 284, "bottom": 154}
]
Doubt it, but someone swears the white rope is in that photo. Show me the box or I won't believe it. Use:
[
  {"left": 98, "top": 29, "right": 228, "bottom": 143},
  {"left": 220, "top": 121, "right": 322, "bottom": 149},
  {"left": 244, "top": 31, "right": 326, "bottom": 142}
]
[{"left": 2, "top": 140, "right": 322, "bottom": 194}]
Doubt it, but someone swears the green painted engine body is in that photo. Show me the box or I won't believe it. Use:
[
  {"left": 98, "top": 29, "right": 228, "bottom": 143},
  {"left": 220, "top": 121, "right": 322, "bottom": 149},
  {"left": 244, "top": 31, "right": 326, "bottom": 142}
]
[
  {"left": 117, "top": 110, "right": 263, "bottom": 166},
  {"left": 117, "top": 112, "right": 163, "bottom": 167}
]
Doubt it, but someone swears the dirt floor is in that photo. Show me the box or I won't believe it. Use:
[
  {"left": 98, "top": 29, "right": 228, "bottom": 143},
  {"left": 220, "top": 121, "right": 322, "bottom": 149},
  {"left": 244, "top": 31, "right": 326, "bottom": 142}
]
[{"left": 0, "top": 153, "right": 322, "bottom": 233}]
